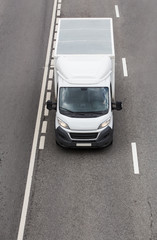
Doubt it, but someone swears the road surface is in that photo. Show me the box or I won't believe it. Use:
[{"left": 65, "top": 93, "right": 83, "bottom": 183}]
[{"left": 1, "top": 0, "right": 157, "bottom": 240}]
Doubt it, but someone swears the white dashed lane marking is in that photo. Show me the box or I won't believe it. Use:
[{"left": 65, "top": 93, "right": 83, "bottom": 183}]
[
  {"left": 131, "top": 142, "right": 140, "bottom": 174},
  {"left": 55, "top": 24, "right": 58, "bottom": 32},
  {"left": 46, "top": 92, "right": 51, "bottom": 102},
  {"left": 41, "top": 121, "right": 48, "bottom": 134},
  {"left": 54, "top": 33, "right": 57, "bottom": 40},
  {"left": 39, "top": 136, "right": 46, "bottom": 150},
  {"left": 47, "top": 80, "right": 52, "bottom": 91},
  {"left": 49, "top": 69, "right": 54, "bottom": 79},
  {"left": 51, "top": 49, "right": 55, "bottom": 58},
  {"left": 58, "top": 3, "right": 61, "bottom": 10},
  {"left": 50, "top": 59, "right": 55, "bottom": 67},
  {"left": 56, "top": 18, "right": 59, "bottom": 24},
  {"left": 53, "top": 41, "right": 56, "bottom": 49},
  {"left": 44, "top": 106, "right": 49, "bottom": 117},
  {"left": 57, "top": 10, "right": 61, "bottom": 17},
  {"left": 115, "top": 5, "right": 120, "bottom": 18},
  {"left": 122, "top": 58, "right": 128, "bottom": 77}
]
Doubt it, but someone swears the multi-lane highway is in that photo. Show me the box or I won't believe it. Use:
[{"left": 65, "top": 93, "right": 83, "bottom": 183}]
[{"left": 1, "top": 0, "right": 157, "bottom": 240}]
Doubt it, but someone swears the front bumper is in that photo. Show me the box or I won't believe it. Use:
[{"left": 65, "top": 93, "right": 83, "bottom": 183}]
[{"left": 55, "top": 126, "right": 113, "bottom": 148}]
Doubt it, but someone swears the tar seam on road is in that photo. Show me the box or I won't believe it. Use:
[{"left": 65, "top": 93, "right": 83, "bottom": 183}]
[
  {"left": 122, "top": 58, "right": 128, "bottom": 77},
  {"left": 16, "top": 0, "right": 58, "bottom": 239},
  {"left": 115, "top": 5, "right": 120, "bottom": 18},
  {"left": 131, "top": 142, "right": 140, "bottom": 174}
]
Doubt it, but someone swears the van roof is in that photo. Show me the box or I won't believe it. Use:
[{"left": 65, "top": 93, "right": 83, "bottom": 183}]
[{"left": 55, "top": 18, "right": 115, "bottom": 56}]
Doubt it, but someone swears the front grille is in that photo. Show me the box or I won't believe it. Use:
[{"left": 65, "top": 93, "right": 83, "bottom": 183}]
[{"left": 70, "top": 132, "right": 98, "bottom": 140}]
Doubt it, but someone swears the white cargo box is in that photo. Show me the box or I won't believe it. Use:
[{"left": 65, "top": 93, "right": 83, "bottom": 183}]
[{"left": 55, "top": 18, "right": 115, "bottom": 56}]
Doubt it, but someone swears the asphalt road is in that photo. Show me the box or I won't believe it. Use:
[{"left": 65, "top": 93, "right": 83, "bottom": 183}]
[
  {"left": 0, "top": 0, "right": 54, "bottom": 239},
  {"left": 1, "top": 0, "right": 157, "bottom": 240}
]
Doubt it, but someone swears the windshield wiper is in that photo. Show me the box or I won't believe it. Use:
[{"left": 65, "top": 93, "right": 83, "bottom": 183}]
[
  {"left": 75, "top": 111, "right": 105, "bottom": 117},
  {"left": 85, "top": 111, "right": 106, "bottom": 115},
  {"left": 59, "top": 107, "right": 74, "bottom": 113},
  {"left": 60, "top": 108, "right": 107, "bottom": 117},
  {"left": 75, "top": 112, "right": 86, "bottom": 115}
]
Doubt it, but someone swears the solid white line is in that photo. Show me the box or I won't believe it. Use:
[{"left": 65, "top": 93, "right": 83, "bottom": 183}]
[
  {"left": 131, "top": 142, "right": 140, "bottom": 174},
  {"left": 49, "top": 69, "right": 54, "bottom": 79},
  {"left": 39, "top": 136, "right": 45, "bottom": 150},
  {"left": 41, "top": 121, "right": 48, "bottom": 133},
  {"left": 115, "top": 5, "right": 120, "bottom": 18},
  {"left": 122, "top": 58, "right": 128, "bottom": 77},
  {"left": 47, "top": 80, "right": 52, "bottom": 91},
  {"left": 16, "top": 0, "right": 58, "bottom": 239},
  {"left": 46, "top": 92, "right": 51, "bottom": 102}
]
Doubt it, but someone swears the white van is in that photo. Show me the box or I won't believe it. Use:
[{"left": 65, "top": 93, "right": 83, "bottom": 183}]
[{"left": 47, "top": 18, "right": 122, "bottom": 148}]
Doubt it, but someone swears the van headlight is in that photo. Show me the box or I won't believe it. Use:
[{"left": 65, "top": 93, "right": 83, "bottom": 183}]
[
  {"left": 98, "top": 118, "right": 111, "bottom": 129},
  {"left": 58, "top": 118, "right": 70, "bottom": 129}
]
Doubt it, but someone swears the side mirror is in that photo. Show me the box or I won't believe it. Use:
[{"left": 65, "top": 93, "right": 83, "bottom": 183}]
[
  {"left": 112, "top": 101, "right": 122, "bottom": 111},
  {"left": 46, "top": 100, "right": 57, "bottom": 110}
]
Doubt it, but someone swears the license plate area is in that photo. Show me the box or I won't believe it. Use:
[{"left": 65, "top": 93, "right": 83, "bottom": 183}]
[{"left": 76, "top": 143, "right": 92, "bottom": 147}]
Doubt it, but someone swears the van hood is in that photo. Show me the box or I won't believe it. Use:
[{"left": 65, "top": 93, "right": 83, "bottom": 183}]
[{"left": 57, "top": 112, "right": 111, "bottom": 131}]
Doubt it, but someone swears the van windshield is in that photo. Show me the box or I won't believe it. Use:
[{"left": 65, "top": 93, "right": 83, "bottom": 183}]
[{"left": 59, "top": 87, "right": 109, "bottom": 117}]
